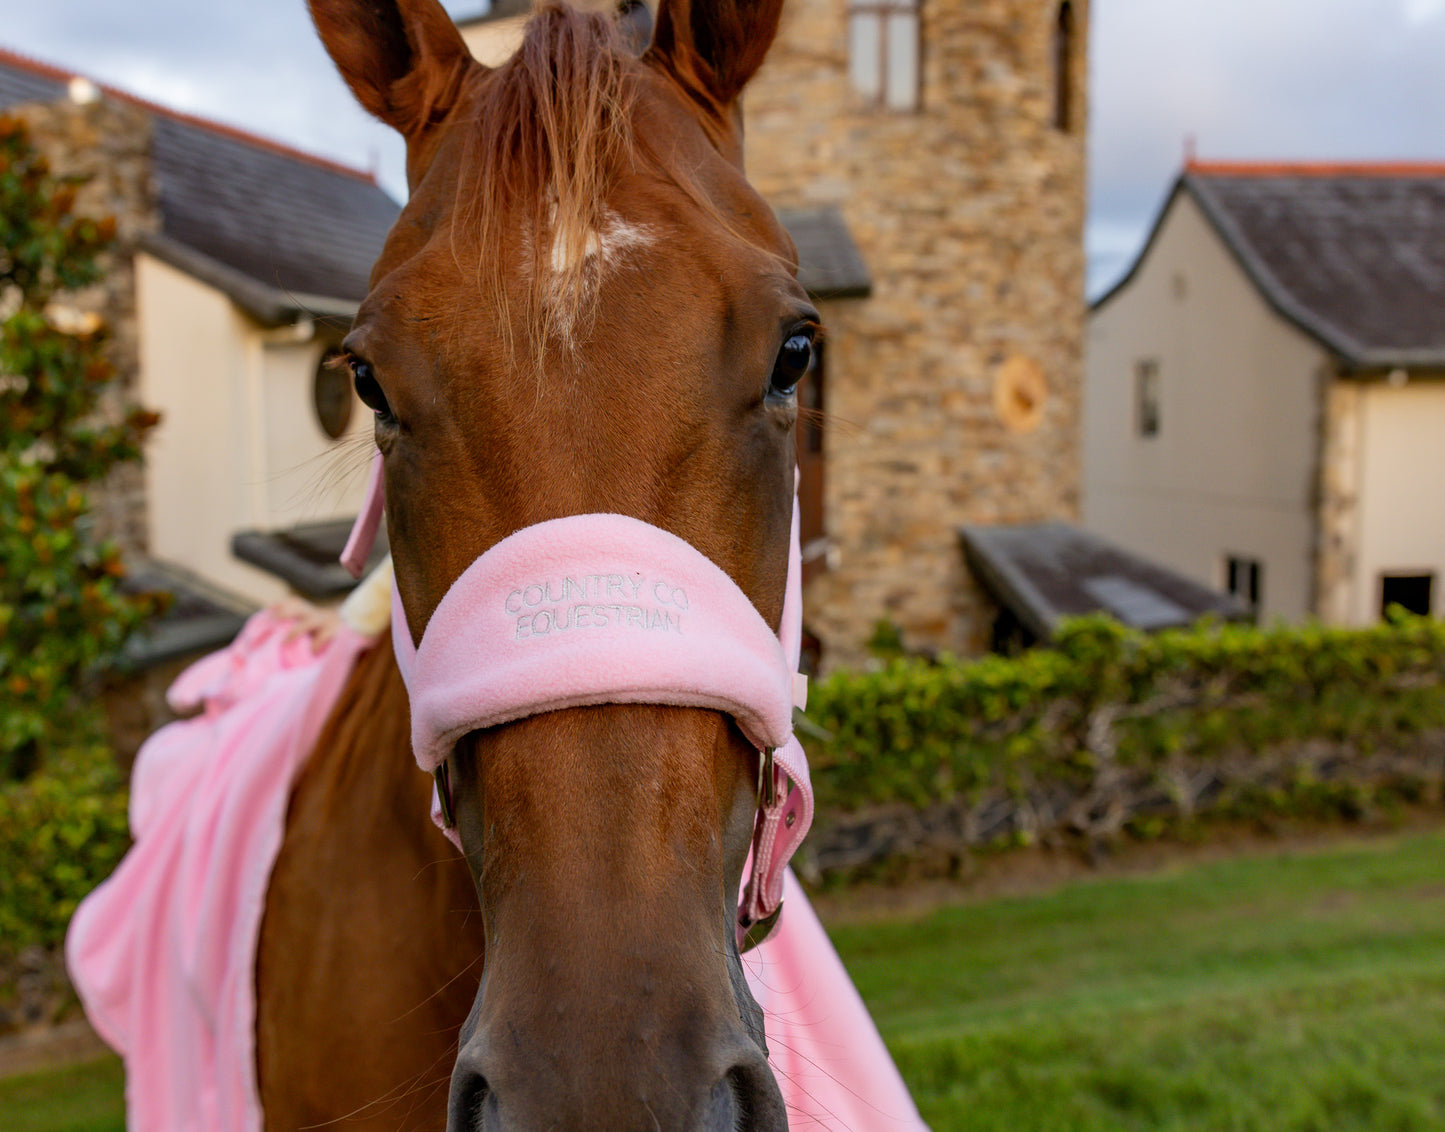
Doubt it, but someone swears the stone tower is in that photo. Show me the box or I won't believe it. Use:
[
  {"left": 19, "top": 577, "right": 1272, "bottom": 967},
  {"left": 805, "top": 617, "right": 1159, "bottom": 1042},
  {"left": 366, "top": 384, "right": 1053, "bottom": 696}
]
[{"left": 744, "top": 0, "right": 1089, "bottom": 668}]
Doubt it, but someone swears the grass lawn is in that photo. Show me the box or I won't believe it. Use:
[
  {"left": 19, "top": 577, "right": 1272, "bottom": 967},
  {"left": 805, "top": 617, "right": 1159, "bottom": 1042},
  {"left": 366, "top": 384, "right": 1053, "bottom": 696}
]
[
  {"left": 4, "top": 827, "right": 1443, "bottom": 1130},
  {"left": 828, "top": 827, "right": 1445, "bottom": 1130},
  {"left": 0, "top": 1054, "right": 123, "bottom": 1132}
]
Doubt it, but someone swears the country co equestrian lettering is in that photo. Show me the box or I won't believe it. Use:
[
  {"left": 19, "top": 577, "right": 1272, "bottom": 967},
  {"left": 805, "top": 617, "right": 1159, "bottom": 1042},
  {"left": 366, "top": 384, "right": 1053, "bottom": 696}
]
[{"left": 506, "top": 573, "right": 689, "bottom": 640}]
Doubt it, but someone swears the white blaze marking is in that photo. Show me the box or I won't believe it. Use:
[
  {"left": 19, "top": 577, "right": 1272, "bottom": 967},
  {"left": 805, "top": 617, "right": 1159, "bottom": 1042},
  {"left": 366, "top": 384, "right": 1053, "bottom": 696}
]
[{"left": 548, "top": 208, "right": 653, "bottom": 274}]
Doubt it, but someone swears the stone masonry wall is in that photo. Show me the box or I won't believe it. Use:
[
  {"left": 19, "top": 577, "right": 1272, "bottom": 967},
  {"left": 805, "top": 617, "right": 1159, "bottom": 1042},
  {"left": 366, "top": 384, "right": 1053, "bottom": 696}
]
[
  {"left": 1313, "top": 376, "right": 1360, "bottom": 625},
  {"left": 14, "top": 94, "right": 158, "bottom": 556},
  {"left": 745, "top": 0, "right": 1089, "bottom": 668}
]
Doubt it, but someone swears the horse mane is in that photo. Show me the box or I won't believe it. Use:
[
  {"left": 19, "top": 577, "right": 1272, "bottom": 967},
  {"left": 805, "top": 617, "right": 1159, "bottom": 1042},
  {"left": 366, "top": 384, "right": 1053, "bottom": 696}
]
[{"left": 458, "top": 1, "right": 634, "bottom": 361}]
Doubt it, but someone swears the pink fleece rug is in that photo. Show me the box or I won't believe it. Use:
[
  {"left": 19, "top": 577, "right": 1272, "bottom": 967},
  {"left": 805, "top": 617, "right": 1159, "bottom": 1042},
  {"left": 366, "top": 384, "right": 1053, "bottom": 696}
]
[
  {"left": 66, "top": 611, "right": 371, "bottom": 1132},
  {"left": 67, "top": 608, "right": 927, "bottom": 1131}
]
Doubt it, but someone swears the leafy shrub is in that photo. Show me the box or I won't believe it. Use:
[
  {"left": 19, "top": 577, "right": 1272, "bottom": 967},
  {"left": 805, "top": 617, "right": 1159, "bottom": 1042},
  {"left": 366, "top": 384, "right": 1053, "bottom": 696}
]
[
  {"left": 0, "top": 113, "right": 161, "bottom": 780},
  {"left": 804, "top": 613, "right": 1445, "bottom": 822},
  {"left": 0, "top": 744, "right": 129, "bottom": 957}
]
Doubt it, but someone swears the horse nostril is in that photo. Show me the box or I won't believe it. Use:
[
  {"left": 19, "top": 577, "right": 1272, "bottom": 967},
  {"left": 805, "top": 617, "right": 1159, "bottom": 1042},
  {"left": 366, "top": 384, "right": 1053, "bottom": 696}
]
[
  {"left": 447, "top": 1064, "right": 491, "bottom": 1131},
  {"left": 705, "top": 1060, "right": 787, "bottom": 1131},
  {"left": 701, "top": 1072, "right": 742, "bottom": 1131}
]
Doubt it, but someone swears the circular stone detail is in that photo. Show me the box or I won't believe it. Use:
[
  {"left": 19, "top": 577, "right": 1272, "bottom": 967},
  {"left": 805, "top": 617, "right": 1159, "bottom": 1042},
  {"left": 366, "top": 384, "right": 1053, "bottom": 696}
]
[{"left": 994, "top": 354, "right": 1048, "bottom": 434}]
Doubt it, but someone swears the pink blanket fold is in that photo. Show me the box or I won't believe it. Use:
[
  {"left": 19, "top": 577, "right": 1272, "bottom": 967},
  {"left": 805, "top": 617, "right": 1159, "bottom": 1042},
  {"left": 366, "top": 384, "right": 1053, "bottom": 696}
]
[
  {"left": 66, "top": 612, "right": 371, "bottom": 1132},
  {"left": 746, "top": 871, "right": 929, "bottom": 1130}
]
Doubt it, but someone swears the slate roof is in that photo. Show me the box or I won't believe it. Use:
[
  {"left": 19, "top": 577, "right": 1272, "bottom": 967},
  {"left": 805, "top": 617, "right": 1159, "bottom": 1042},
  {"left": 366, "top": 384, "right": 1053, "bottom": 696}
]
[
  {"left": 145, "top": 115, "right": 398, "bottom": 320},
  {"left": 0, "top": 47, "right": 399, "bottom": 324},
  {"left": 0, "top": 49, "right": 65, "bottom": 106},
  {"left": 960, "top": 522, "right": 1251, "bottom": 643},
  {"left": 1097, "top": 161, "right": 1445, "bottom": 371}
]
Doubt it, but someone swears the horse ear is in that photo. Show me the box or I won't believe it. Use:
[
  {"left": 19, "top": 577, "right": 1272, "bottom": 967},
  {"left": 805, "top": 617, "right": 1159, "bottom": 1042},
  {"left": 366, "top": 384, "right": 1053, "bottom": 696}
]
[
  {"left": 648, "top": 0, "right": 785, "bottom": 108},
  {"left": 308, "top": 0, "right": 476, "bottom": 139}
]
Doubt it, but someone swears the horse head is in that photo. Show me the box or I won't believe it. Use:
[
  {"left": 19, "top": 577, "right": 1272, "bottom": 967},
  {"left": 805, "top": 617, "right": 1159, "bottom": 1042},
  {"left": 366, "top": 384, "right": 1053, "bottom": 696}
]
[{"left": 308, "top": 0, "right": 811, "bottom": 1127}]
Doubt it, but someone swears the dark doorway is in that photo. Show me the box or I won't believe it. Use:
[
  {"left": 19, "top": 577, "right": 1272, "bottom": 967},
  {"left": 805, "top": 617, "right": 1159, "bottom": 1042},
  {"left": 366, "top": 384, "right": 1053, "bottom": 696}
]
[{"left": 798, "top": 339, "right": 826, "bottom": 585}]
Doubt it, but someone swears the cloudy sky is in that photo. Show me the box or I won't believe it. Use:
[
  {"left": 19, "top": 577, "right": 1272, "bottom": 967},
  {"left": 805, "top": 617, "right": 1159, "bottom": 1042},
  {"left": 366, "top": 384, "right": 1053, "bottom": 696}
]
[{"left": 6, "top": 0, "right": 1445, "bottom": 297}]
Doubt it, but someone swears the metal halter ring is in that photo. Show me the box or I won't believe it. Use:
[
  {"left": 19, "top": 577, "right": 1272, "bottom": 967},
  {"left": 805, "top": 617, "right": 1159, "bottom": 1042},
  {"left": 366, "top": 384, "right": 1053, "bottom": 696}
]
[
  {"left": 738, "top": 903, "right": 783, "bottom": 953},
  {"left": 434, "top": 760, "right": 456, "bottom": 828},
  {"left": 758, "top": 747, "right": 777, "bottom": 807}
]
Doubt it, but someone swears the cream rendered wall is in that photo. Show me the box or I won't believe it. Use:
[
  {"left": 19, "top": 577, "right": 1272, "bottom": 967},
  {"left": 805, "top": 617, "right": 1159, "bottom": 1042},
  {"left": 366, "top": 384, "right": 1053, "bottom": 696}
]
[
  {"left": 1084, "top": 192, "right": 1326, "bottom": 623},
  {"left": 1351, "top": 380, "right": 1445, "bottom": 623},
  {"left": 135, "top": 253, "right": 372, "bottom": 605},
  {"left": 459, "top": 17, "right": 527, "bottom": 66},
  {"left": 135, "top": 254, "right": 263, "bottom": 600},
  {"left": 258, "top": 336, "right": 371, "bottom": 528}
]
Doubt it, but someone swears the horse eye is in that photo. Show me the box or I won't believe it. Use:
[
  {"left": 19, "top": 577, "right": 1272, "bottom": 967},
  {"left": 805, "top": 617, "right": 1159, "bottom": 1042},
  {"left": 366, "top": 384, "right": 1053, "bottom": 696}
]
[
  {"left": 351, "top": 361, "right": 395, "bottom": 424},
  {"left": 770, "top": 332, "right": 814, "bottom": 398}
]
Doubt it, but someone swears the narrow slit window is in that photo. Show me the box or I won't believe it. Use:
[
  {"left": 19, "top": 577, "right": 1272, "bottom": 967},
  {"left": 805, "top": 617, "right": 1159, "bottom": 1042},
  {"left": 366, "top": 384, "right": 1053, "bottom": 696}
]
[
  {"left": 1054, "top": 2, "right": 1075, "bottom": 132},
  {"left": 1226, "top": 555, "right": 1262, "bottom": 614},
  {"left": 1136, "top": 358, "right": 1160, "bottom": 437}
]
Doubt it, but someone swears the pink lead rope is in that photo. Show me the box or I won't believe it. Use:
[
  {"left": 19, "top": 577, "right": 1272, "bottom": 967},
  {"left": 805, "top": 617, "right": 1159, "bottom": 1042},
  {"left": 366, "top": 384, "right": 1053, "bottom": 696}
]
[
  {"left": 341, "top": 452, "right": 813, "bottom": 950},
  {"left": 339, "top": 450, "right": 386, "bottom": 580}
]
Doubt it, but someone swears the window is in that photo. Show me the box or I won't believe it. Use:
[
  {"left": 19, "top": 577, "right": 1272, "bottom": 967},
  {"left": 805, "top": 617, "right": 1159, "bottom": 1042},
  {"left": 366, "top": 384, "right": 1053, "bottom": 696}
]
[
  {"left": 1053, "top": 2, "right": 1075, "bottom": 132},
  {"left": 313, "top": 347, "right": 353, "bottom": 440},
  {"left": 849, "top": 0, "right": 920, "bottom": 111},
  {"left": 1380, "top": 573, "right": 1433, "bottom": 618},
  {"left": 1135, "top": 358, "right": 1160, "bottom": 437},
  {"left": 1226, "top": 555, "right": 1262, "bottom": 614}
]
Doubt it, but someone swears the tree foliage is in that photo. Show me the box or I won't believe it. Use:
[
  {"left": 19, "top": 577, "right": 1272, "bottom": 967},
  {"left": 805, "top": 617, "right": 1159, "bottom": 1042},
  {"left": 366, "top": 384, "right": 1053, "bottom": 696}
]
[{"left": 0, "top": 114, "right": 160, "bottom": 780}]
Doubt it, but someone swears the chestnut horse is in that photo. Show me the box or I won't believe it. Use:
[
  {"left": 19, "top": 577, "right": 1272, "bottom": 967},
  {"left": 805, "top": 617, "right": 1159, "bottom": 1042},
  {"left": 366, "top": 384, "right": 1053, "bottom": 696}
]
[{"left": 257, "top": 0, "right": 812, "bottom": 1128}]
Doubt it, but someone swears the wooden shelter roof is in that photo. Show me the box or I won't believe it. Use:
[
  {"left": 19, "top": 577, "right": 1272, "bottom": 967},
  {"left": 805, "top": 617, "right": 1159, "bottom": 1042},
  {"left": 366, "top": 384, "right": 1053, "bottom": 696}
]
[{"left": 960, "top": 522, "right": 1252, "bottom": 642}]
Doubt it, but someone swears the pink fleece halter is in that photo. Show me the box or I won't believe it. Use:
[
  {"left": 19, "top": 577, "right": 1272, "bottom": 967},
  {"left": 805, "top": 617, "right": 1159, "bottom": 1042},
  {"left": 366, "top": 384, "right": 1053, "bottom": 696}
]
[{"left": 343, "top": 453, "right": 813, "bottom": 949}]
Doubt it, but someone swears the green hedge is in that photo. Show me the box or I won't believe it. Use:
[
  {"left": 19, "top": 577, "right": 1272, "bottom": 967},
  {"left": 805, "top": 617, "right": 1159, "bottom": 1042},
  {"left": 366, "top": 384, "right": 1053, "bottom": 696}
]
[
  {"left": 0, "top": 744, "right": 129, "bottom": 958},
  {"left": 805, "top": 613, "right": 1445, "bottom": 820},
  {"left": 4, "top": 614, "right": 1444, "bottom": 960}
]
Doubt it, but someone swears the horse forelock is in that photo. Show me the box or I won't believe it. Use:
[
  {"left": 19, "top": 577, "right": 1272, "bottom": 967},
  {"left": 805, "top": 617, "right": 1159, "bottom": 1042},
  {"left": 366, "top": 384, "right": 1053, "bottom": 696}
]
[{"left": 454, "top": 2, "right": 637, "bottom": 360}]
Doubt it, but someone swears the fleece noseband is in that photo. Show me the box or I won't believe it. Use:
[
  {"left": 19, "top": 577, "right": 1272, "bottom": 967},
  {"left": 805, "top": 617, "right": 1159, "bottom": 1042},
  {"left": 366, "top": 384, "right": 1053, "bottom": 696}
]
[{"left": 342, "top": 454, "right": 813, "bottom": 950}]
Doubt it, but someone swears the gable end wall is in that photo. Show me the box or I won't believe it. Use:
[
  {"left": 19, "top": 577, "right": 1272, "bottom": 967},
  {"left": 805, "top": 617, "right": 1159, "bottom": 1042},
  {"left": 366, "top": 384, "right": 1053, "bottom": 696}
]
[{"left": 1084, "top": 192, "right": 1326, "bottom": 622}]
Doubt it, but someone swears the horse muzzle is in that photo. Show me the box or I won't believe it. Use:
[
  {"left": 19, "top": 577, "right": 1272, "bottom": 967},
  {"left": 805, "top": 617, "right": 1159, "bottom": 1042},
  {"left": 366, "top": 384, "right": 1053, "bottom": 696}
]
[{"left": 446, "top": 1036, "right": 788, "bottom": 1131}]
